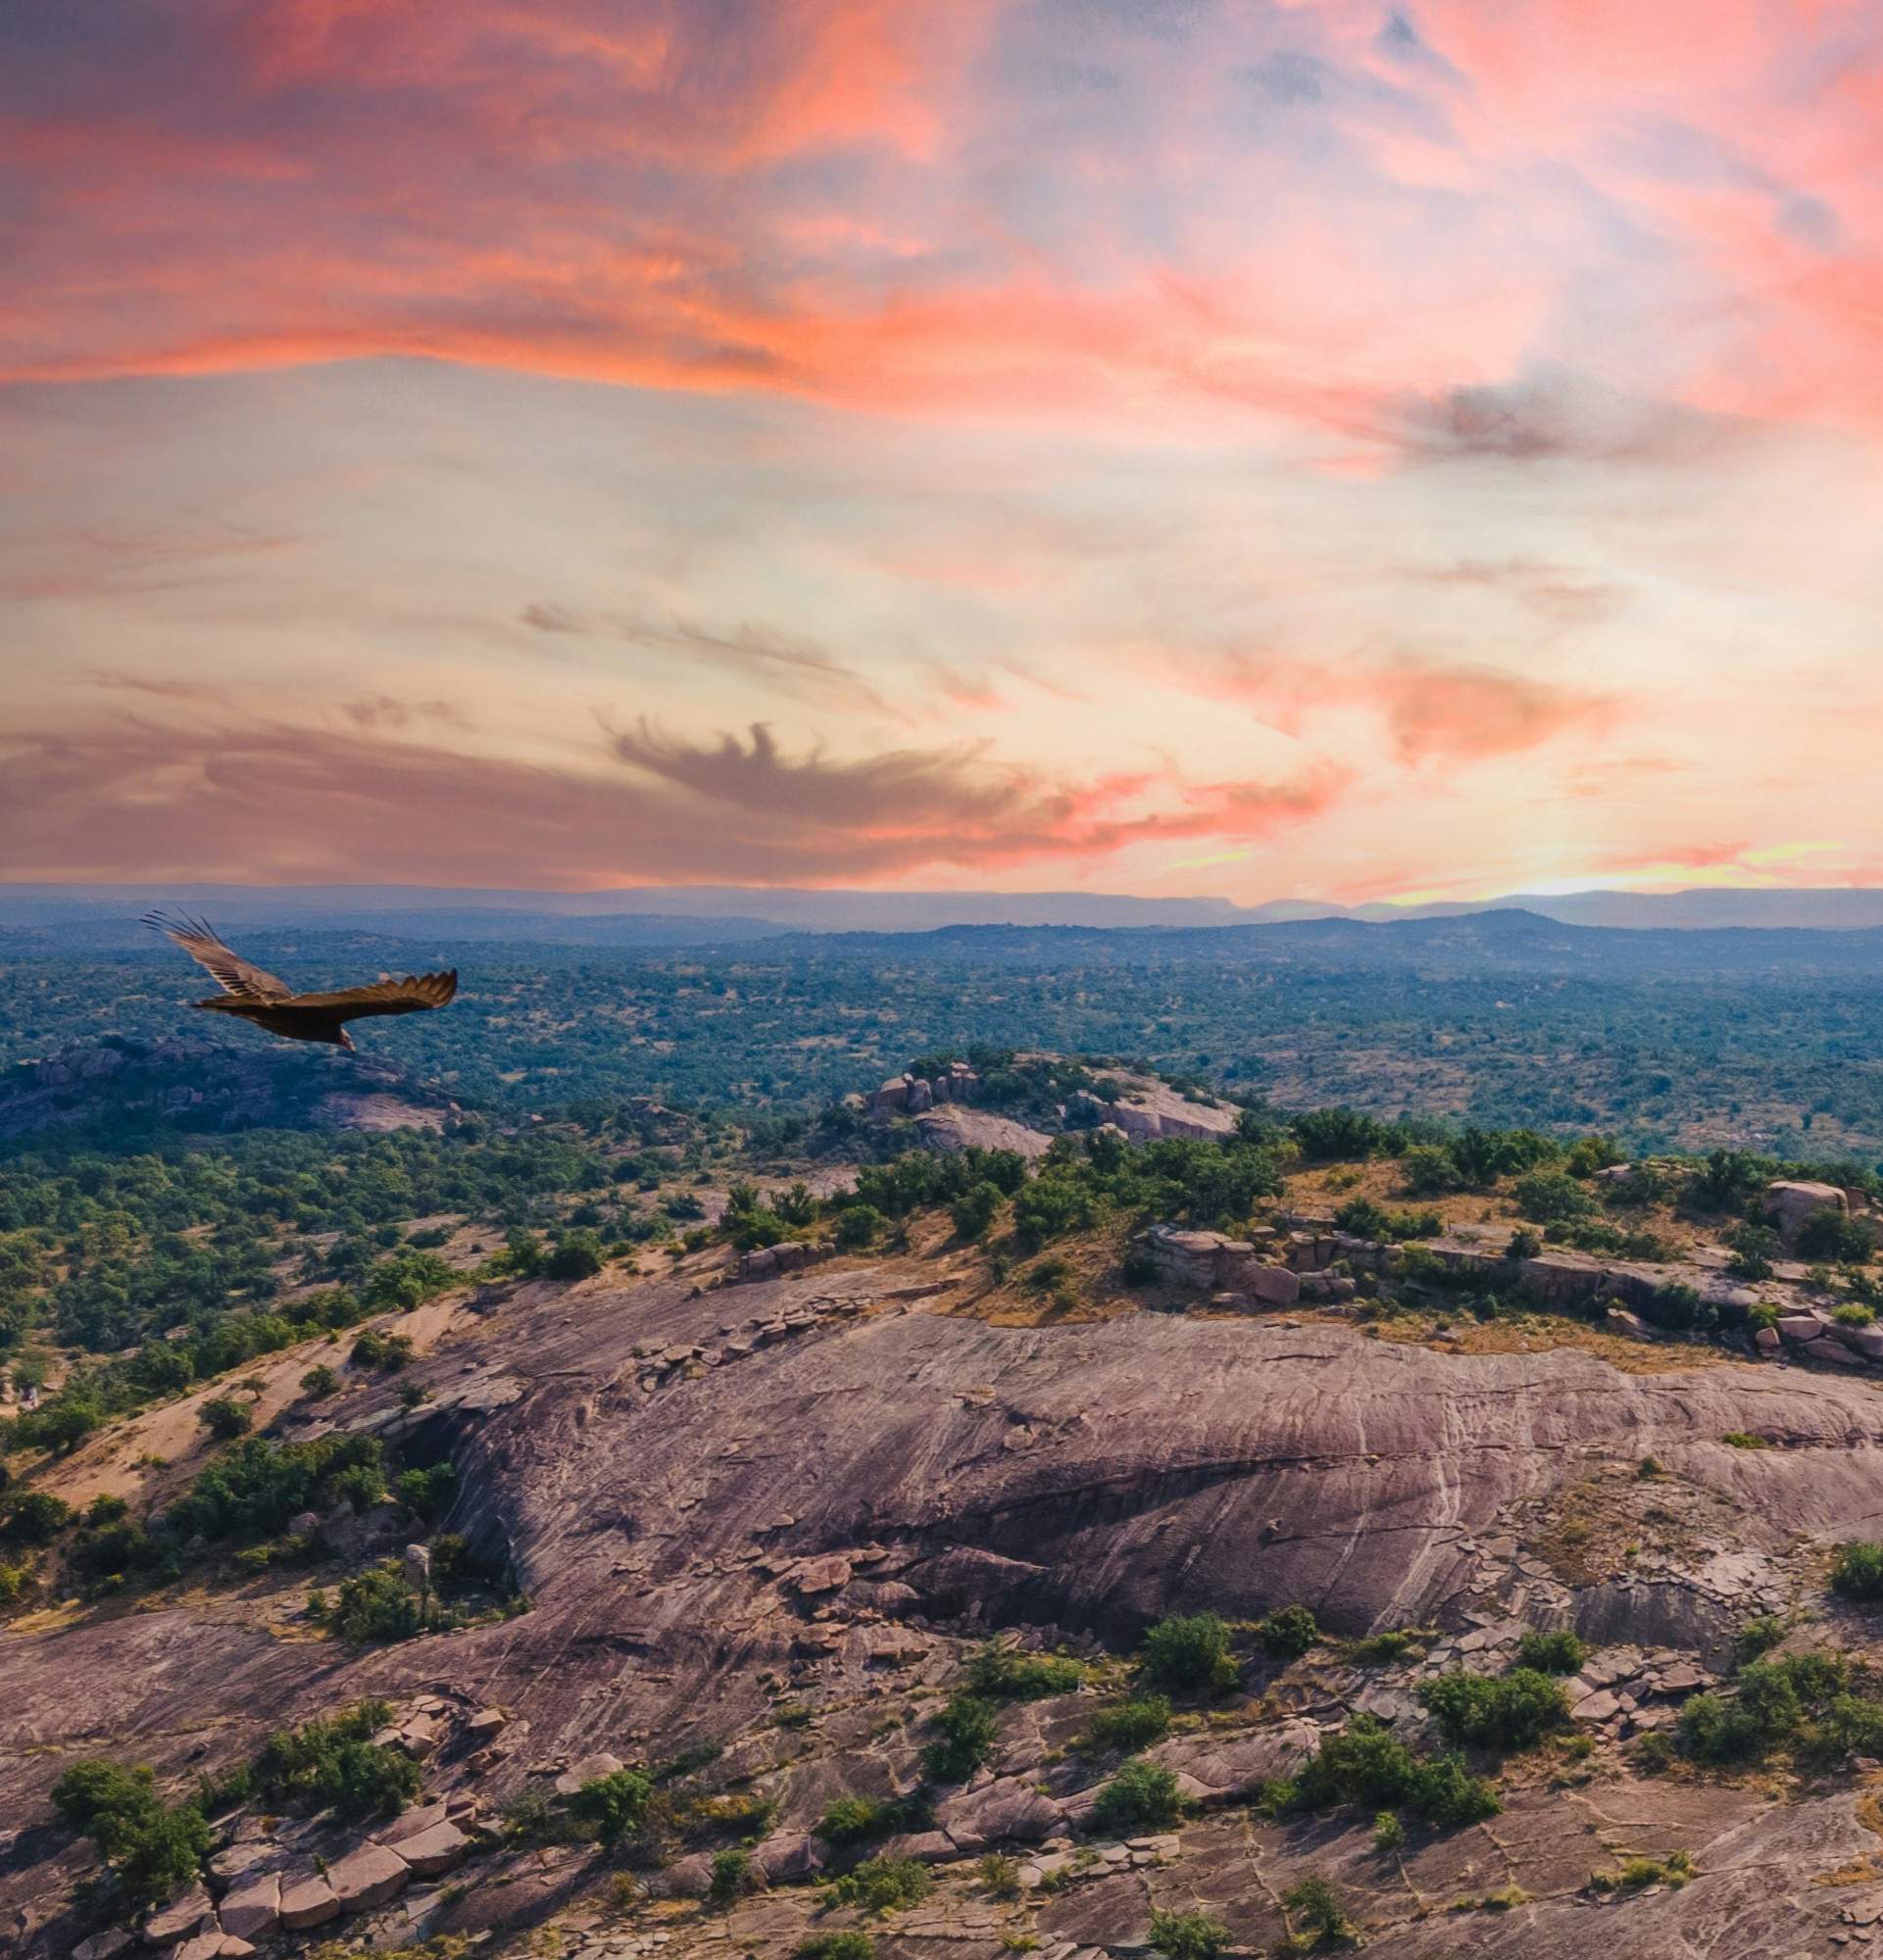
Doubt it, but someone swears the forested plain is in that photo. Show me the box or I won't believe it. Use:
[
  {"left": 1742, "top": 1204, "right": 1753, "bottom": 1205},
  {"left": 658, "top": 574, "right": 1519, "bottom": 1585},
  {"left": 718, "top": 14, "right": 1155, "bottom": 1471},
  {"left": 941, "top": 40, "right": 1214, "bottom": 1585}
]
[{"left": 6, "top": 915, "right": 1883, "bottom": 1154}]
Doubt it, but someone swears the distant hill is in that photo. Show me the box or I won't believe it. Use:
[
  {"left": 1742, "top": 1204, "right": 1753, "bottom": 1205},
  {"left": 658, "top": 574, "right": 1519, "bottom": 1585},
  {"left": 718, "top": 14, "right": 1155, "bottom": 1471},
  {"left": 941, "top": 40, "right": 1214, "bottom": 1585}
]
[
  {"left": 6, "top": 879, "right": 1883, "bottom": 943},
  {"left": 771, "top": 907, "right": 1883, "bottom": 978}
]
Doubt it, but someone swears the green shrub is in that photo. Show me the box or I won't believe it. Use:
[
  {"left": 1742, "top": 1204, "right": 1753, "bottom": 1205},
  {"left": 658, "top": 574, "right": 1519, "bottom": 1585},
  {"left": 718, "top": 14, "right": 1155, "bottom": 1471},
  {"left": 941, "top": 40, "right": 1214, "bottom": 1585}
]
[
  {"left": 797, "top": 1935, "right": 875, "bottom": 1960},
  {"left": 1674, "top": 1650, "right": 1881, "bottom": 1767},
  {"left": 300, "top": 1364, "right": 340, "bottom": 1396},
  {"left": 1400, "top": 1145, "right": 1462, "bottom": 1195},
  {"left": 315, "top": 1562, "right": 429, "bottom": 1642},
  {"left": 1512, "top": 1170, "right": 1591, "bottom": 1224},
  {"left": 1291, "top": 1715, "right": 1498, "bottom": 1829},
  {"left": 1148, "top": 1908, "right": 1229, "bottom": 1960},
  {"left": 1798, "top": 1209, "right": 1875, "bottom": 1263},
  {"left": 1422, "top": 1669, "right": 1569, "bottom": 1750},
  {"left": 1091, "top": 1757, "right": 1183, "bottom": 1834},
  {"left": 0, "top": 1489, "right": 71, "bottom": 1545},
  {"left": 1281, "top": 1875, "right": 1351, "bottom": 1943},
  {"left": 1726, "top": 1221, "right": 1779, "bottom": 1280},
  {"left": 1513, "top": 1629, "right": 1586, "bottom": 1675},
  {"left": 965, "top": 1642, "right": 1084, "bottom": 1698},
  {"left": 1506, "top": 1227, "right": 1543, "bottom": 1260},
  {"left": 1832, "top": 1541, "right": 1883, "bottom": 1601},
  {"left": 817, "top": 1795, "right": 897, "bottom": 1845},
  {"left": 949, "top": 1183, "right": 1004, "bottom": 1241},
  {"left": 198, "top": 1396, "right": 252, "bottom": 1440},
  {"left": 252, "top": 1700, "right": 419, "bottom": 1820},
  {"left": 825, "top": 1855, "right": 932, "bottom": 1913},
  {"left": 1372, "top": 1810, "right": 1405, "bottom": 1852},
  {"left": 1736, "top": 1614, "right": 1788, "bottom": 1661},
  {"left": 1083, "top": 1695, "right": 1172, "bottom": 1753},
  {"left": 1292, "top": 1109, "right": 1388, "bottom": 1161},
  {"left": 544, "top": 1229, "right": 607, "bottom": 1280},
  {"left": 1139, "top": 1613, "right": 1237, "bottom": 1694},
  {"left": 1721, "top": 1431, "right": 1768, "bottom": 1450},
  {"left": 926, "top": 1693, "right": 999, "bottom": 1782},
  {"left": 834, "top": 1205, "right": 887, "bottom": 1249},
  {"left": 978, "top": 1851, "right": 1021, "bottom": 1898},
  {"left": 1346, "top": 1629, "right": 1429, "bottom": 1665},
  {"left": 570, "top": 1768, "right": 653, "bottom": 1845},
  {"left": 394, "top": 1461, "right": 458, "bottom": 1522},
  {"left": 1256, "top": 1603, "right": 1318, "bottom": 1660},
  {"left": 708, "top": 1846, "right": 750, "bottom": 1909},
  {"left": 50, "top": 1758, "right": 212, "bottom": 1909}
]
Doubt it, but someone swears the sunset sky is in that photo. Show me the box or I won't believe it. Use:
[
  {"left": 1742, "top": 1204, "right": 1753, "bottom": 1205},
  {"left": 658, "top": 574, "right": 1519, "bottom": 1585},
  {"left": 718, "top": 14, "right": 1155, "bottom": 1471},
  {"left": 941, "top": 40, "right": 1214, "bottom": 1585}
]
[{"left": 4, "top": 0, "right": 1883, "bottom": 904}]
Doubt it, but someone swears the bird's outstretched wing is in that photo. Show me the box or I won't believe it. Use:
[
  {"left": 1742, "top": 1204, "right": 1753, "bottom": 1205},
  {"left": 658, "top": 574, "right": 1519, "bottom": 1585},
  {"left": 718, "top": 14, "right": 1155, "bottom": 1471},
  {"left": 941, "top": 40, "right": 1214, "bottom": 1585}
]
[
  {"left": 286, "top": 971, "right": 459, "bottom": 1019},
  {"left": 142, "top": 911, "right": 291, "bottom": 1002}
]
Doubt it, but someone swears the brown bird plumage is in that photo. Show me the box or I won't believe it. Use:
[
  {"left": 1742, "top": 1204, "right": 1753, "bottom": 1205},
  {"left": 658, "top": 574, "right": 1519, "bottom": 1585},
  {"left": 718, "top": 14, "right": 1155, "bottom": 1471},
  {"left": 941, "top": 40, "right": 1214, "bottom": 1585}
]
[{"left": 143, "top": 911, "right": 457, "bottom": 1050}]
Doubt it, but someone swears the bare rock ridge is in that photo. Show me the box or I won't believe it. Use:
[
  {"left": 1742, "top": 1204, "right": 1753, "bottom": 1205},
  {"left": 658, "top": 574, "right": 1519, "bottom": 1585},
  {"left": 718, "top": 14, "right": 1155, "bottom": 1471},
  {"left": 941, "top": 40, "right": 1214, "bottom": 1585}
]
[{"left": 14, "top": 1257, "right": 1883, "bottom": 1957}]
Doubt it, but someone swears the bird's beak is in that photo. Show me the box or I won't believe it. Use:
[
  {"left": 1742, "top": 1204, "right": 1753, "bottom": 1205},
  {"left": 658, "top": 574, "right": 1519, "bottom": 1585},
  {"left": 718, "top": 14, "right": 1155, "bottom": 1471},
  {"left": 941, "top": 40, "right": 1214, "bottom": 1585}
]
[{"left": 338, "top": 1031, "right": 354, "bottom": 1051}]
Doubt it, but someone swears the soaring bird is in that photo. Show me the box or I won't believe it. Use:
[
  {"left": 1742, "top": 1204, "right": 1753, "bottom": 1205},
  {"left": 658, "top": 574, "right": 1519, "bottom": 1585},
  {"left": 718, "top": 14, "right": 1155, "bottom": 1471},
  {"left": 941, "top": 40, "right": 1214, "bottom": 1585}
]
[{"left": 143, "top": 912, "right": 457, "bottom": 1050}]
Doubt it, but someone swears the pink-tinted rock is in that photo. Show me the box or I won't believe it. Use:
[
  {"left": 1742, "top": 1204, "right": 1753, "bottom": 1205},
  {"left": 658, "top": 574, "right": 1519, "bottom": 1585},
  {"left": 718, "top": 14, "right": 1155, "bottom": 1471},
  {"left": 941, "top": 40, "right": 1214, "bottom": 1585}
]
[
  {"left": 324, "top": 1840, "right": 411, "bottom": 1912},
  {"left": 142, "top": 1886, "right": 214, "bottom": 1946},
  {"left": 215, "top": 1875, "right": 280, "bottom": 1943},
  {"left": 751, "top": 1833, "right": 824, "bottom": 1883},
  {"left": 277, "top": 1875, "right": 339, "bottom": 1931},
  {"left": 72, "top": 1935, "right": 132, "bottom": 1960},
  {"left": 391, "top": 1819, "right": 471, "bottom": 1878}
]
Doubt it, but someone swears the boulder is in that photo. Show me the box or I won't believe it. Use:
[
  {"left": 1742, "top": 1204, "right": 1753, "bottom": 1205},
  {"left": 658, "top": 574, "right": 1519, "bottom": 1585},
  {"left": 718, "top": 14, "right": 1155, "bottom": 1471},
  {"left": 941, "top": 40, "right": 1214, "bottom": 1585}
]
[
  {"left": 554, "top": 1751, "right": 623, "bottom": 1796},
  {"left": 1767, "top": 1180, "right": 1847, "bottom": 1248},
  {"left": 143, "top": 1886, "right": 214, "bottom": 1945},
  {"left": 276, "top": 1875, "right": 340, "bottom": 1932},
  {"left": 466, "top": 1706, "right": 509, "bottom": 1739},
  {"left": 324, "top": 1841, "right": 411, "bottom": 1912},
  {"left": 788, "top": 1552, "right": 853, "bottom": 1595},
  {"left": 72, "top": 1935, "right": 133, "bottom": 1960},
  {"left": 215, "top": 1874, "right": 281, "bottom": 1943},
  {"left": 650, "top": 1850, "right": 715, "bottom": 1898},
  {"left": 936, "top": 1776, "right": 1065, "bottom": 1851},
  {"left": 170, "top": 1937, "right": 224, "bottom": 1960},
  {"left": 390, "top": 1818, "right": 471, "bottom": 1878},
  {"left": 752, "top": 1833, "right": 824, "bottom": 1883},
  {"left": 377, "top": 1800, "right": 451, "bottom": 1847}
]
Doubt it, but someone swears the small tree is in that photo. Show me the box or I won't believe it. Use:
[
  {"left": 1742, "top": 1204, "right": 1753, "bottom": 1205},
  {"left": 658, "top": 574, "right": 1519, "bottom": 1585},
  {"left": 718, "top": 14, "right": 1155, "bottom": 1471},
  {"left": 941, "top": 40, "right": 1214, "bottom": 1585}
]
[
  {"left": 1257, "top": 1603, "right": 1318, "bottom": 1660},
  {"left": 1139, "top": 1612, "right": 1238, "bottom": 1693},
  {"left": 949, "top": 1182, "right": 1004, "bottom": 1241},
  {"left": 1282, "top": 1875, "right": 1351, "bottom": 1944},
  {"left": 926, "top": 1693, "right": 998, "bottom": 1782},
  {"left": 199, "top": 1396, "right": 252, "bottom": 1441},
  {"left": 545, "top": 1230, "right": 606, "bottom": 1281},
  {"left": 1832, "top": 1540, "right": 1883, "bottom": 1601},
  {"left": 707, "top": 1846, "right": 750, "bottom": 1909},
  {"left": 570, "top": 1768, "right": 653, "bottom": 1845},
  {"left": 1091, "top": 1757, "right": 1183, "bottom": 1833},
  {"left": 834, "top": 1205, "right": 887, "bottom": 1249}
]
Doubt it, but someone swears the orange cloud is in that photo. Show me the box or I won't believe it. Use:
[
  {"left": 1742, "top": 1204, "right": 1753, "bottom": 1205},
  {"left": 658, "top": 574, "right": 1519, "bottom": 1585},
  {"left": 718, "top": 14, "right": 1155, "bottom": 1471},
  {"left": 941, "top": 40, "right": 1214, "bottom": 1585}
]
[{"left": 0, "top": 714, "right": 1351, "bottom": 888}]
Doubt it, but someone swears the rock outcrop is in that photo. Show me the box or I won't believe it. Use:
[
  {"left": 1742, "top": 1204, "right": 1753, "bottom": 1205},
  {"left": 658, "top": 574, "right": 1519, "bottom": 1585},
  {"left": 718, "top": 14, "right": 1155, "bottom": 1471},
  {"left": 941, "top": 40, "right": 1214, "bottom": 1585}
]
[{"left": 15, "top": 1265, "right": 1883, "bottom": 1957}]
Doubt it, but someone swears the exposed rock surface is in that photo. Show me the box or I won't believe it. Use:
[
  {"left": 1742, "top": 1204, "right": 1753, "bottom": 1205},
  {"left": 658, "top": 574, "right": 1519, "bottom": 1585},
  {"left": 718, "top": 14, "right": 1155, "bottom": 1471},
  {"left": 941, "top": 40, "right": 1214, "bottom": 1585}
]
[{"left": 13, "top": 1267, "right": 1883, "bottom": 1957}]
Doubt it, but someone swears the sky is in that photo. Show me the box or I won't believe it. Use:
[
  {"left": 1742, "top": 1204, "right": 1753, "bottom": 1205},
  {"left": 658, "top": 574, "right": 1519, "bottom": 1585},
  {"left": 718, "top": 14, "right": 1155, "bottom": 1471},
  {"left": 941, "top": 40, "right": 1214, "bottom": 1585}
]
[{"left": 3, "top": 0, "right": 1883, "bottom": 905}]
